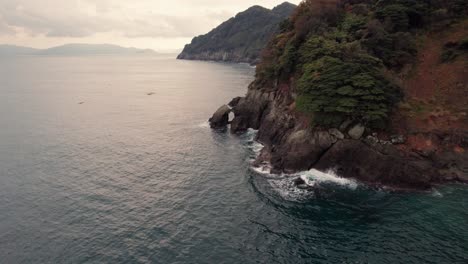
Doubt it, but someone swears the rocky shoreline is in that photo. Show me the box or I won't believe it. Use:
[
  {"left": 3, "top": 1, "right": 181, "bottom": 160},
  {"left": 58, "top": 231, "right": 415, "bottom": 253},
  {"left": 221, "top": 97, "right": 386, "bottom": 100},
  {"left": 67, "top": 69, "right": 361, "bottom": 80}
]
[
  {"left": 177, "top": 51, "right": 258, "bottom": 65},
  {"left": 209, "top": 84, "right": 468, "bottom": 191}
]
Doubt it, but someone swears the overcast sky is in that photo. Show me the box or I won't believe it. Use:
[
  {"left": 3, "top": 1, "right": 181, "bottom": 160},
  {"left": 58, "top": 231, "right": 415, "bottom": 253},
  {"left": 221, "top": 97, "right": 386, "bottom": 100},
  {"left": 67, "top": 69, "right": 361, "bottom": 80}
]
[{"left": 0, "top": 0, "right": 301, "bottom": 52}]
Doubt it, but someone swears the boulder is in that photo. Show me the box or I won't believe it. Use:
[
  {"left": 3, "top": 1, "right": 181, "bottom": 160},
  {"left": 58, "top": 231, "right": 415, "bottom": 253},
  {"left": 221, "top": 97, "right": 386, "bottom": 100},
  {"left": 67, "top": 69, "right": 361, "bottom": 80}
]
[
  {"left": 348, "top": 124, "right": 365, "bottom": 139},
  {"left": 329, "top": 128, "right": 345, "bottom": 140},
  {"left": 209, "top": 105, "right": 231, "bottom": 129},
  {"left": 268, "top": 129, "right": 336, "bottom": 173},
  {"left": 314, "top": 140, "right": 438, "bottom": 190}
]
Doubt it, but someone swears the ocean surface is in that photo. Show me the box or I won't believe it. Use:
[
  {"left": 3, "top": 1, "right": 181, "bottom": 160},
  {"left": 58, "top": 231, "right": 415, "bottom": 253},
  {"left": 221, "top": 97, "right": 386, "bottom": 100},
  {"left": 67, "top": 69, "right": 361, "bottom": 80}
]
[{"left": 0, "top": 54, "right": 467, "bottom": 264}]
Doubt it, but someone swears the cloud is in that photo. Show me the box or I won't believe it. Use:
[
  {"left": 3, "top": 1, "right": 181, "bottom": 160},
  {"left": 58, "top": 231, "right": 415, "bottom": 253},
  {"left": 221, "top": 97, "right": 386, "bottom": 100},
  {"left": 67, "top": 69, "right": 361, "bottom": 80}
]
[
  {"left": 0, "top": 16, "right": 15, "bottom": 36},
  {"left": 0, "top": 0, "right": 301, "bottom": 49},
  {"left": 0, "top": 0, "right": 239, "bottom": 38}
]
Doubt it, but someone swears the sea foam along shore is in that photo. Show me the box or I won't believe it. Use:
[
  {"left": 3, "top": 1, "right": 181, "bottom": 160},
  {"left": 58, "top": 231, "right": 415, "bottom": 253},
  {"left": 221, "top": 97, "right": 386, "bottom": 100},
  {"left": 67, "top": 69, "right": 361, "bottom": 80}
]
[{"left": 244, "top": 129, "right": 359, "bottom": 199}]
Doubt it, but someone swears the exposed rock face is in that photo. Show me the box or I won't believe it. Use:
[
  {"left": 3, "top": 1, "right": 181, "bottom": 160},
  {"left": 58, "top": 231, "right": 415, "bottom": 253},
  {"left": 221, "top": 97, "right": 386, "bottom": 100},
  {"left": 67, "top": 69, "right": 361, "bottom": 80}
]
[
  {"left": 210, "top": 84, "right": 467, "bottom": 190},
  {"left": 432, "top": 151, "right": 468, "bottom": 183},
  {"left": 314, "top": 140, "right": 436, "bottom": 190},
  {"left": 230, "top": 90, "right": 271, "bottom": 133},
  {"left": 206, "top": 1, "right": 468, "bottom": 191},
  {"left": 209, "top": 105, "right": 231, "bottom": 129}
]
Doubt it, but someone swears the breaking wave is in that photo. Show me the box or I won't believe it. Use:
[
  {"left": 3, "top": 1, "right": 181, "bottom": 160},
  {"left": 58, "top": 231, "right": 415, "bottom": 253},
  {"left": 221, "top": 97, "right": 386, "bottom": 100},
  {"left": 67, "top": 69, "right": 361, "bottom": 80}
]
[
  {"left": 244, "top": 129, "right": 358, "bottom": 199},
  {"left": 297, "top": 169, "right": 358, "bottom": 189}
]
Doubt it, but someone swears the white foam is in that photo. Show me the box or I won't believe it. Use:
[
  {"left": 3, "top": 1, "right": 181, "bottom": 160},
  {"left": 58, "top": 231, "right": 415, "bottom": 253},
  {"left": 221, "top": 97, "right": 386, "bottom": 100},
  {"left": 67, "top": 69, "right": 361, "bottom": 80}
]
[
  {"left": 267, "top": 176, "right": 313, "bottom": 201},
  {"left": 244, "top": 130, "right": 358, "bottom": 200},
  {"left": 251, "top": 142, "right": 264, "bottom": 154},
  {"left": 298, "top": 169, "right": 358, "bottom": 189},
  {"left": 251, "top": 164, "right": 272, "bottom": 175},
  {"left": 196, "top": 121, "right": 210, "bottom": 128},
  {"left": 244, "top": 129, "right": 264, "bottom": 155},
  {"left": 431, "top": 189, "right": 444, "bottom": 198}
]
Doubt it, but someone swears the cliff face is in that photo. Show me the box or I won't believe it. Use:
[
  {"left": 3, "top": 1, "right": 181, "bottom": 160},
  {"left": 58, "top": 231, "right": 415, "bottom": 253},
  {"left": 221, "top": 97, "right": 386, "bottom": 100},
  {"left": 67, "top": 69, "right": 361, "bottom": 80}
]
[
  {"left": 210, "top": 0, "right": 468, "bottom": 190},
  {"left": 177, "top": 2, "right": 296, "bottom": 65}
]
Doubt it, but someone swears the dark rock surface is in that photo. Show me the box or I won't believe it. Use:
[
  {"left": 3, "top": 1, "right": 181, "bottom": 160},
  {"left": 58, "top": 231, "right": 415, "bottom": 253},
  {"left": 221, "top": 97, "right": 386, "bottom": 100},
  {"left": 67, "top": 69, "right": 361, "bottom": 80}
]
[
  {"left": 210, "top": 85, "right": 467, "bottom": 190},
  {"left": 314, "top": 140, "right": 437, "bottom": 190},
  {"left": 431, "top": 151, "right": 468, "bottom": 183},
  {"left": 209, "top": 105, "right": 231, "bottom": 129}
]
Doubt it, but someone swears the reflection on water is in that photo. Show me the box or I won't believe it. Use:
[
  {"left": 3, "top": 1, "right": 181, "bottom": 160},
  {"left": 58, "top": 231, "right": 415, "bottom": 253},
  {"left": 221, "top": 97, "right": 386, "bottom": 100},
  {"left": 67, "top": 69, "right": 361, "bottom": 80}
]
[{"left": 0, "top": 55, "right": 466, "bottom": 263}]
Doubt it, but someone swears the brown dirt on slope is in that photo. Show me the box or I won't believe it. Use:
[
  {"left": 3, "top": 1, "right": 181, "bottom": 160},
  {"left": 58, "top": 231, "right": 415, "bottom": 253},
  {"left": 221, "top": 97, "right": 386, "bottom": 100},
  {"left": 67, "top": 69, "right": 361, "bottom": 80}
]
[{"left": 393, "top": 20, "right": 468, "bottom": 137}]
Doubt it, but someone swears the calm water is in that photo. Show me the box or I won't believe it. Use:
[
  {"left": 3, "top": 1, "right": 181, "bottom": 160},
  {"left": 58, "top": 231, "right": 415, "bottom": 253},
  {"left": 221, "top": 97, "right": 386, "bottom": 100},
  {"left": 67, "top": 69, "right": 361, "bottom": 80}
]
[{"left": 0, "top": 55, "right": 467, "bottom": 264}]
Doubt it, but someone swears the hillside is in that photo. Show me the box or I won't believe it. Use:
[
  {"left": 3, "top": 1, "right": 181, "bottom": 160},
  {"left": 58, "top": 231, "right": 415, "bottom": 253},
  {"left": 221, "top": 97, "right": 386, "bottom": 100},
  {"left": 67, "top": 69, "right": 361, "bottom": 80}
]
[
  {"left": 210, "top": 0, "right": 468, "bottom": 190},
  {"left": 0, "top": 44, "right": 156, "bottom": 56},
  {"left": 177, "top": 2, "right": 296, "bottom": 64}
]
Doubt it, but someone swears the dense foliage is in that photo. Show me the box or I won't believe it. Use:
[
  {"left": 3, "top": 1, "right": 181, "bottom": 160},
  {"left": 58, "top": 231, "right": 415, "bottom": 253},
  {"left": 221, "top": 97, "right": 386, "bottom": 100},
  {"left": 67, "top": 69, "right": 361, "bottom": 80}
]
[
  {"left": 255, "top": 0, "right": 467, "bottom": 127},
  {"left": 177, "top": 2, "right": 296, "bottom": 64}
]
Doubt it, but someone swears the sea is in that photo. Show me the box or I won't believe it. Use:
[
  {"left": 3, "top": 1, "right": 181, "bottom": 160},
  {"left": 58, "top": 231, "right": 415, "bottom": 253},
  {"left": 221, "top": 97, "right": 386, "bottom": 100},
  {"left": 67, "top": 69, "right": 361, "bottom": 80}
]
[{"left": 0, "top": 54, "right": 467, "bottom": 263}]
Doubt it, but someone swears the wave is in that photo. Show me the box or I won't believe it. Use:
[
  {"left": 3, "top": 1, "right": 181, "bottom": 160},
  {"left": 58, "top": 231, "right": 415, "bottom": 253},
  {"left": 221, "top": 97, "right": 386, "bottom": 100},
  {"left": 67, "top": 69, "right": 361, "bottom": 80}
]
[
  {"left": 298, "top": 169, "right": 358, "bottom": 190},
  {"left": 431, "top": 189, "right": 444, "bottom": 198},
  {"left": 196, "top": 121, "right": 210, "bottom": 128},
  {"left": 244, "top": 130, "right": 358, "bottom": 199},
  {"left": 243, "top": 129, "right": 264, "bottom": 156}
]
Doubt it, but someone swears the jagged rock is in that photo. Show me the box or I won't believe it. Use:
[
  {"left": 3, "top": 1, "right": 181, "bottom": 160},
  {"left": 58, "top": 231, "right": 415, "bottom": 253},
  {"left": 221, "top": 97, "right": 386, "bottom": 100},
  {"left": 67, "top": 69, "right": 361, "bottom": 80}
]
[
  {"left": 329, "top": 128, "right": 345, "bottom": 140},
  {"left": 269, "top": 130, "right": 336, "bottom": 173},
  {"left": 348, "top": 124, "right": 366, "bottom": 139},
  {"left": 209, "top": 105, "right": 231, "bottom": 129},
  {"left": 231, "top": 91, "right": 270, "bottom": 133},
  {"left": 228, "top": 97, "right": 242, "bottom": 108},
  {"left": 314, "top": 140, "right": 437, "bottom": 190}
]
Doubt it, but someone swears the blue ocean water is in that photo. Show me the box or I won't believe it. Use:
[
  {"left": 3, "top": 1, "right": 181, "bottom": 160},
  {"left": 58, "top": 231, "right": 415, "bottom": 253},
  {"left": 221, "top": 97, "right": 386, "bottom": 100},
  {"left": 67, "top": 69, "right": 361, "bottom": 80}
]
[{"left": 0, "top": 55, "right": 466, "bottom": 263}]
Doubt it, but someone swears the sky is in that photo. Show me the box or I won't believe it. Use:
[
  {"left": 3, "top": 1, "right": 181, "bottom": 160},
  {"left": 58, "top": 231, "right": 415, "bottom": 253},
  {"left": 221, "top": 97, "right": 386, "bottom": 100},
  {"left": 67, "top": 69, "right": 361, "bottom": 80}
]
[{"left": 0, "top": 0, "right": 302, "bottom": 52}]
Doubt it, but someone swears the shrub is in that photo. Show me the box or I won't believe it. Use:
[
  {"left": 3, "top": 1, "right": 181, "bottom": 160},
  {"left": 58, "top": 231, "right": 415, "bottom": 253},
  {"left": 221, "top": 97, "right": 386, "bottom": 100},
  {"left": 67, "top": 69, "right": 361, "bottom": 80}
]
[{"left": 297, "top": 54, "right": 400, "bottom": 127}]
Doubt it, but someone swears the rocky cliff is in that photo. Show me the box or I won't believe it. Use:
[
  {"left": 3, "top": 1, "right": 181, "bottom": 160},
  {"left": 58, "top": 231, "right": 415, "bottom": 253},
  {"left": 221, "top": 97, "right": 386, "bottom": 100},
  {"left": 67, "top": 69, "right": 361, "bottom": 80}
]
[
  {"left": 209, "top": 0, "right": 468, "bottom": 190},
  {"left": 177, "top": 2, "right": 296, "bottom": 65}
]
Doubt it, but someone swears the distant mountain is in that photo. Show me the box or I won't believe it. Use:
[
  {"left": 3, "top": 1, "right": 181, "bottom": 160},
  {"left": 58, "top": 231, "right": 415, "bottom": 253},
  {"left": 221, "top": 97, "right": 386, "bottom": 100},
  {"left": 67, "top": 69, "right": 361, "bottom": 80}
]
[
  {"left": 0, "top": 44, "right": 156, "bottom": 56},
  {"left": 37, "top": 44, "right": 156, "bottom": 55},
  {"left": 0, "top": 45, "right": 39, "bottom": 56},
  {"left": 177, "top": 2, "right": 297, "bottom": 64}
]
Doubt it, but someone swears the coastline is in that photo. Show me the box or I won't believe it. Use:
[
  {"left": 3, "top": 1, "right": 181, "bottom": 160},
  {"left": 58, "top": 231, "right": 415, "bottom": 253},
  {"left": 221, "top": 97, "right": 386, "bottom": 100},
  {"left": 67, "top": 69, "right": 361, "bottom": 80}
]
[{"left": 210, "top": 83, "right": 468, "bottom": 191}]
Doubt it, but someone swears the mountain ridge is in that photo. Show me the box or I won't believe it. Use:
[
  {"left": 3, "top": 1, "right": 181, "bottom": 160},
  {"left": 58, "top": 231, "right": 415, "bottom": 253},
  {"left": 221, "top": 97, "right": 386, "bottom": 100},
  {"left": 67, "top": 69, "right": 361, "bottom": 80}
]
[
  {"left": 0, "top": 43, "right": 157, "bottom": 56},
  {"left": 177, "top": 2, "right": 296, "bottom": 64}
]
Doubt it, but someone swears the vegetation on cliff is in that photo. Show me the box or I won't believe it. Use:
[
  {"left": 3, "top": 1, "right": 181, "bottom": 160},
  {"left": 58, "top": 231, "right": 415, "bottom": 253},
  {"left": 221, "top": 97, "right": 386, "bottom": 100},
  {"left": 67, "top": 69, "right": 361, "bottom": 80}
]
[
  {"left": 177, "top": 2, "right": 296, "bottom": 64},
  {"left": 255, "top": 0, "right": 467, "bottom": 128}
]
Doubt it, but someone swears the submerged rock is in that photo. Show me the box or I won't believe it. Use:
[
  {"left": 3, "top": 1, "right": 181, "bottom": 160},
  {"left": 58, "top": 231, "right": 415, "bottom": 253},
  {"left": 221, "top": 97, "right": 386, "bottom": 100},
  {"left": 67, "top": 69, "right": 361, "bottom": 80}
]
[
  {"left": 293, "top": 177, "right": 306, "bottom": 185},
  {"left": 209, "top": 105, "right": 231, "bottom": 129}
]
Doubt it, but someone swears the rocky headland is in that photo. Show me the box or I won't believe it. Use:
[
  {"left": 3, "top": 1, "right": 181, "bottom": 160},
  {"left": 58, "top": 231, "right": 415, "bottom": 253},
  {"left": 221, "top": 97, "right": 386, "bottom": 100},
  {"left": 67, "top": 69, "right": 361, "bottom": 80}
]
[
  {"left": 209, "top": 0, "right": 468, "bottom": 190},
  {"left": 177, "top": 2, "right": 296, "bottom": 65}
]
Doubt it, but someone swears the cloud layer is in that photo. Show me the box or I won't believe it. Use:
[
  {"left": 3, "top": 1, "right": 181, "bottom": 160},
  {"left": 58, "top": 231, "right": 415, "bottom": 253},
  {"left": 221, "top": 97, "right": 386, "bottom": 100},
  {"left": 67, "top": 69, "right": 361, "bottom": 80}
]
[{"left": 0, "top": 0, "right": 301, "bottom": 50}]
